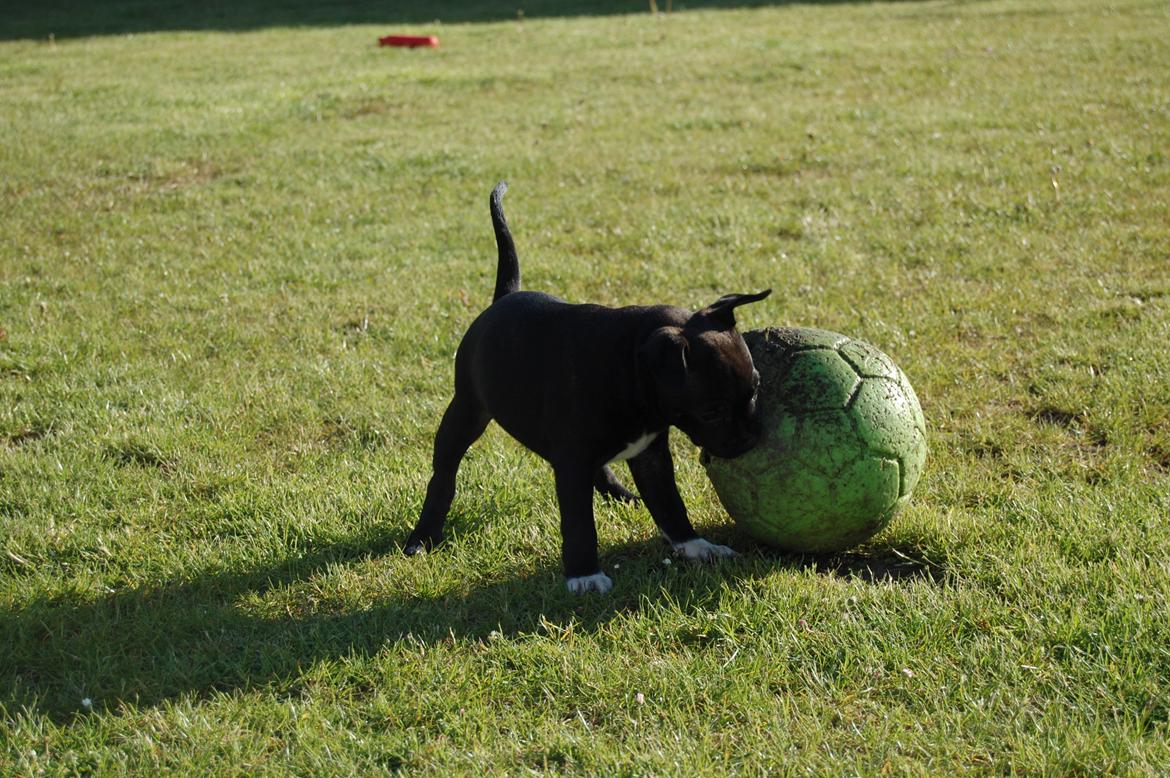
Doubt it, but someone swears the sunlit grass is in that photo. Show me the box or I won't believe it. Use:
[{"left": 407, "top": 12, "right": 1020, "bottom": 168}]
[{"left": 2, "top": 0, "right": 1169, "bottom": 772}]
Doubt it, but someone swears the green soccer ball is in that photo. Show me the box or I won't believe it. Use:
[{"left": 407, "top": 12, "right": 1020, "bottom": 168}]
[{"left": 701, "top": 327, "right": 926, "bottom": 553}]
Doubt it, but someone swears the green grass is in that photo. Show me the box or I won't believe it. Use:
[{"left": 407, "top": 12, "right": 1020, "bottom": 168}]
[{"left": 2, "top": 0, "right": 1169, "bottom": 772}]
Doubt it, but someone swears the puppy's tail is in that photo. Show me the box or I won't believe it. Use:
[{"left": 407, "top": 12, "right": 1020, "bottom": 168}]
[{"left": 490, "top": 181, "right": 521, "bottom": 302}]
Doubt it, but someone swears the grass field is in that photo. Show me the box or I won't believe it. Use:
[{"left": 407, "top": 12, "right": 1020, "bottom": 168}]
[{"left": 2, "top": 0, "right": 1169, "bottom": 773}]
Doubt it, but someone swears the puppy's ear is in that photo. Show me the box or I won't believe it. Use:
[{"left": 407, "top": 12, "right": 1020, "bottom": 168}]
[
  {"left": 697, "top": 289, "right": 772, "bottom": 329},
  {"left": 639, "top": 327, "right": 689, "bottom": 394}
]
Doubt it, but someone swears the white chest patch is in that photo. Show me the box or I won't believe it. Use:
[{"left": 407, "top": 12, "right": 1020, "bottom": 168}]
[{"left": 608, "top": 431, "right": 659, "bottom": 464}]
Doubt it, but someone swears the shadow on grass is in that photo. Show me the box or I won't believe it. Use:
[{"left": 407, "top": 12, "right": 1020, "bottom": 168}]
[
  {"left": 0, "top": 526, "right": 945, "bottom": 721},
  {"left": 7, "top": 0, "right": 929, "bottom": 41}
]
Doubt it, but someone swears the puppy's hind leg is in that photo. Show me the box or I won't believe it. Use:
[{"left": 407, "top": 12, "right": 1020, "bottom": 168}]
[
  {"left": 405, "top": 393, "right": 489, "bottom": 555},
  {"left": 593, "top": 465, "right": 640, "bottom": 505}
]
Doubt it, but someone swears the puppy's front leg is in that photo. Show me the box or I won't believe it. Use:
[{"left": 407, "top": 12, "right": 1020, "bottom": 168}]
[
  {"left": 627, "top": 432, "right": 736, "bottom": 561},
  {"left": 555, "top": 465, "right": 613, "bottom": 594}
]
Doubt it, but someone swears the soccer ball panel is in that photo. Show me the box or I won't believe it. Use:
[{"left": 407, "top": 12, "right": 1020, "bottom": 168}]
[
  {"left": 777, "top": 349, "right": 861, "bottom": 412},
  {"left": 839, "top": 339, "right": 899, "bottom": 380},
  {"left": 848, "top": 377, "right": 921, "bottom": 461},
  {"left": 794, "top": 409, "right": 865, "bottom": 478},
  {"left": 901, "top": 427, "right": 927, "bottom": 497}
]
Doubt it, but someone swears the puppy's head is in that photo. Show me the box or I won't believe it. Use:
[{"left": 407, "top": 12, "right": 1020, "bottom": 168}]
[{"left": 640, "top": 290, "right": 771, "bottom": 458}]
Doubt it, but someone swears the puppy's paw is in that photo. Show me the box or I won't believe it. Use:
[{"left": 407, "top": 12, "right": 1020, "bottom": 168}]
[
  {"left": 565, "top": 571, "right": 614, "bottom": 595},
  {"left": 673, "top": 537, "right": 737, "bottom": 562},
  {"left": 403, "top": 529, "right": 443, "bottom": 556}
]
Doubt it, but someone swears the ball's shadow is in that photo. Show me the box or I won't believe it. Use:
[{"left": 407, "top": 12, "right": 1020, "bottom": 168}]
[{"left": 787, "top": 543, "right": 945, "bottom": 585}]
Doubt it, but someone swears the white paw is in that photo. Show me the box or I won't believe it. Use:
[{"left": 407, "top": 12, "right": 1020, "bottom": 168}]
[
  {"left": 565, "top": 572, "right": 614, "bottom": 594},
  {"left": 673, "top": 537, "right": 737, "bottom": 562}
]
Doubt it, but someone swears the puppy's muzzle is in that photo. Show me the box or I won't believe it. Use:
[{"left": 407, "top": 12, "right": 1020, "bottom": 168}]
[{"left": 705, "top": 423, "right": 762, "bottom": 459}]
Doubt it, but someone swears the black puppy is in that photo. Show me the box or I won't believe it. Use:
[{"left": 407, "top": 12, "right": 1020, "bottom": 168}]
[{"left": 406, "top": 182, "right": 770, "bottom": 593}]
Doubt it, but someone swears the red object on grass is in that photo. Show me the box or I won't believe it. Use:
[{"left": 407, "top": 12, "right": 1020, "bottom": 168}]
[{"left": 379, "top": 35, "right": 439, "bottom": 48}]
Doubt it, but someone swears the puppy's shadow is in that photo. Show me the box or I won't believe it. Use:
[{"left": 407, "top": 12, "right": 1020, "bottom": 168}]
[{"left": 0, "top": 526, "right": 944, "bottom": 721}]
